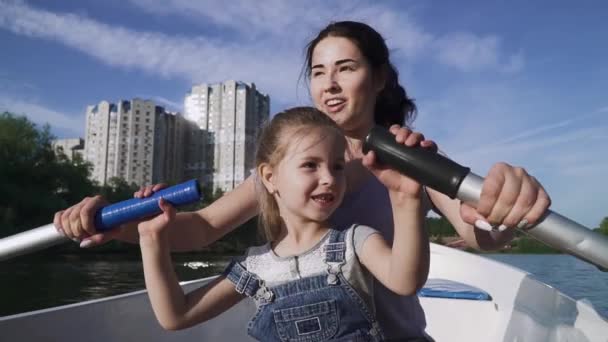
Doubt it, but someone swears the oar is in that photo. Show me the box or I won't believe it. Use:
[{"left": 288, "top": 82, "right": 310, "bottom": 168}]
[
  {"left": 363, "top": 126, "right": 608, "bottom": 271},
  {"left": 0, "top": 179, "right": 202, "bottom": 261}
]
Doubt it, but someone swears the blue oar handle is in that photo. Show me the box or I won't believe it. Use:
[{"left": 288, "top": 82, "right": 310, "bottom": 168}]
[
  {"left": 0, "top": 180, "right": 202, "bottom": 261},
  {"left": 94, "top": 179, "right": 202, "bottom": 231}
]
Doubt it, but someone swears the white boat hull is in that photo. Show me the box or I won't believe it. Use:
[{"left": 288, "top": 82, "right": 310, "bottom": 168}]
[
  {"left": 1, "top": 244, "right": 606, "bottom": 341},
  {"left": 421, "top": 244, "right": 607, "bottom": 341}
]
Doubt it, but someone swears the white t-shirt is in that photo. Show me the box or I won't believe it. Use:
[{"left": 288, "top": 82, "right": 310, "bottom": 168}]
[{"left": 243, "top": 224, "right": 379, "bottom": 313}]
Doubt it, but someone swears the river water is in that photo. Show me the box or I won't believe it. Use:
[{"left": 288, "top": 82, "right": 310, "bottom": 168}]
[{"left": 1, "top": 253, "right": 606, "bottom": 318}]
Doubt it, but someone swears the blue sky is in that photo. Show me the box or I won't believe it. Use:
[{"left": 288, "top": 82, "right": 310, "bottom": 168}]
[{"left": 1, "top": 0, "right": 606, "bottom": 228}]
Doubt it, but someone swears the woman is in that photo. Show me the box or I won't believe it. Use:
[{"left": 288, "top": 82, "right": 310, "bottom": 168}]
[{"left": 55, "top": 21, "right": 550, "bottom": 340}]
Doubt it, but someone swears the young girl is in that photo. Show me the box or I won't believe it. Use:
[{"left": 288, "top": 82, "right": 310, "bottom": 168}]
[{"left": 138, "top": 107, "right": 429, "bottom": 341}]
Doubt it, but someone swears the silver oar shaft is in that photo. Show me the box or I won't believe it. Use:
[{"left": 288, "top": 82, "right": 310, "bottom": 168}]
[
  {"left": 0, "top": 179, "right": 203, "bottom": 262},
  {"left": 0, "top": 224, "right": 67, "bottom": 261},
  {"left": 459, "top": 174, "right": 608, "bottom": 270}
]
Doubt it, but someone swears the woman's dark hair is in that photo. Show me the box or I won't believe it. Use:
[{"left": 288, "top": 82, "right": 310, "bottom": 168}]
[{"left": 304, "top": 21, "right": 417, "bottom": 127}]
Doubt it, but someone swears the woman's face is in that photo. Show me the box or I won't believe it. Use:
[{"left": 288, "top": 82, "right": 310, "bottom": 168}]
[{"left": 310, "top": 36, "right": 383, "bottom": 137}]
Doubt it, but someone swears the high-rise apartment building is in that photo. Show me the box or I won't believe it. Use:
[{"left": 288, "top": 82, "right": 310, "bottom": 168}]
[
  {"left": 185, "top": 80, "right": 270, "bottom": 191},
  {"left": 51, "top": 138, "right": 84, "bottom": 161},
  {"left": 84, "top": 99, "right": 187, "bottom": 186}
]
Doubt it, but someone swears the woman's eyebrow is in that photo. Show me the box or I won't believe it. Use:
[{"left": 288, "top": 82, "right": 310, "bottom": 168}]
[
  {"left": 335, "top": 58, "right": 357, "bottom": 66},
  {"left": 311, "top": 58, "right": 358, "bottom": 70}
]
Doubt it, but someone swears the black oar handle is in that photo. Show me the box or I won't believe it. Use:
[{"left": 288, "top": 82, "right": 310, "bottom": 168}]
[{"left": 363, "top": 126, "right": 470, "bottom": 198}]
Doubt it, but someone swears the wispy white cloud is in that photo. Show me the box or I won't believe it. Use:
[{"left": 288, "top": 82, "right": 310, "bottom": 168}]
[
  {"left": 0, "top": 95, "right": 84, "bottom": 136},
  {"left": 418, "top": 82, "right": 607, "bottom": 174},
  {"left": 465, "top": 125, "right": 607, "bottom": 162},
  {"left": 465, "top": 110, "right": 605, "bottom": 154},
  {"left": 148, "top": 95, "right": 183, "bottom": 112},
  {"left": 127, "top": 0, "right": 330, "bottom": 39},
  {"left": 0, "top": 0, "right": 524, "bottom": 110},
  {"left": 0, "top": 73, "right": 38, "bottom": 93},
  {"left": 128, "top": 0, "right": 523, "bottom": 73},
  {"left": 341, "top": 5, "right": 434, "bottom": 59},
  {"left": 0, "top": 0, "right": 300, "bottom": 102},
  {"left": 433, "top": 33, "right": 524, "bottom": 72}
]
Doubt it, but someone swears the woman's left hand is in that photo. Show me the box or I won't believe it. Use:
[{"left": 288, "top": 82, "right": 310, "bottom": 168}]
[
  {"left": 362, "top": 125, "right": 437, "bottom": 198},
  {"left": 459, "top": 163, "right": 551, "bottom": 232}
]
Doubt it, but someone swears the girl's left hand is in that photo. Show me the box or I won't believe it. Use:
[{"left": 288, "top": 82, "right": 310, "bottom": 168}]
[
  {"left": 362, "top": 125, "right": 437, "bottom": 198},
  {"left": 137, "top": 198, "right": 176, "bottom": 241}
]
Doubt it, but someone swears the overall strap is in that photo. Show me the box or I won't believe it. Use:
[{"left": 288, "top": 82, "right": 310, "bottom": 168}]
[
  {"left": 323, "top": 228, "right": 349, "bottom": 285},
  {"left": 324, "top": 228, "right": 348, "bottom": 262},
  {"left": 324, "top": 227, "right": 385, "bottom": 340},
  {"left": 223, "top": 260, "right": 274, "bottom": 304}
]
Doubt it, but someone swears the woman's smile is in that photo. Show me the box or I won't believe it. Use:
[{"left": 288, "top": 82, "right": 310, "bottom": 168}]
[{"left": 324, "top": 97, "right": 347, "bottom": 114}]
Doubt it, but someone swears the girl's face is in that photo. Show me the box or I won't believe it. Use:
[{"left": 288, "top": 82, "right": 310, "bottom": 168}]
[
  {"left": 263, "top": 126, "right": 346, "bottom": 226},
  {"left": 310, "top": 36, "right": 384, "bottom": 137}
]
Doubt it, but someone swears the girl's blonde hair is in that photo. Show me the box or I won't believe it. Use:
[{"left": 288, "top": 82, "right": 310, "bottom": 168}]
[{"left": 255, "top": 107, "right": 344, "bottom": 241}]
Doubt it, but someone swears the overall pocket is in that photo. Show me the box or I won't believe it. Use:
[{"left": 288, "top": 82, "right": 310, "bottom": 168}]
[{"left": 273, "top": 299, "right": 339, "bottom": 342}]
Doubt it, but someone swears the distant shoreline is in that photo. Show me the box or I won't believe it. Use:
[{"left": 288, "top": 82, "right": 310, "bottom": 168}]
[
  {"left": 431, "top": 235, "right": 561, "bottom": 254},
  {"left": 6, "top": 237, "right": 560, "bottom": 263}
]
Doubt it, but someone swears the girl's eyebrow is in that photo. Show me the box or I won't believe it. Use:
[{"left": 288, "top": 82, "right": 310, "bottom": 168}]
[
  {"left": 299, "top": 156, "right": 323, "bottom": 162},
  {"left": 299, "top": 155, "right": 346, "bottom": 163}
]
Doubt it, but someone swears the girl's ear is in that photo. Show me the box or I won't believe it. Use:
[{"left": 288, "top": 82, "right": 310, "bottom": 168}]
[{"left": 259, "top": 163, "right": 276, "bottom": 194}]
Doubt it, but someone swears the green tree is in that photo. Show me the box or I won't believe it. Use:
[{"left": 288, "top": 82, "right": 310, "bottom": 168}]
[
  {"left": 594, "top": 217, "right": 608, "bottom": 236},
  {"left": 0, "top": 112, "right": 96, "bottom": 238},
  {"left": 98, "top": 177, "right": 140, "bottom": 203},
  {"left": 426, "top": 216, "right": 456, "bottom": 237},
  {"left": 510, "top": 235, "right": 559, "bottom": 254}
]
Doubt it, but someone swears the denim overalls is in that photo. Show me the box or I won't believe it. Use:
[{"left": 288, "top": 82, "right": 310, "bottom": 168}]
[{"left": 224, "top": 229, "right": 385, "bottom": 341}]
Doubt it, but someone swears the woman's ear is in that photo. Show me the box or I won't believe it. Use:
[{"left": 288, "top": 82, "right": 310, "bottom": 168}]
[
  {"left": 373, "top": 65, "right": 388, "bottom": 94},
  {"left": 258, "top": 163, "right": 276, "bottom": 194}
]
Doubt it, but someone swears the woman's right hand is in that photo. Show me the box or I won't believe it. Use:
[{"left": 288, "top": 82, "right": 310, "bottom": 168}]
[{"left": 53, "top": 183, "right": 167, "bottom": 247}]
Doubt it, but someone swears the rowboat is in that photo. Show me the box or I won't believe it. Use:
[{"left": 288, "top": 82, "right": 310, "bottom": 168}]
[{"left": 1, "top": 127, "right": 607, "bottom": 340}]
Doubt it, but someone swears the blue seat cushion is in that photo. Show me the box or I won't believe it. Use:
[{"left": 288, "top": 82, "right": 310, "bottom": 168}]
[{"left": 418, "top": 278, "right": 492, "bottom": 301}]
